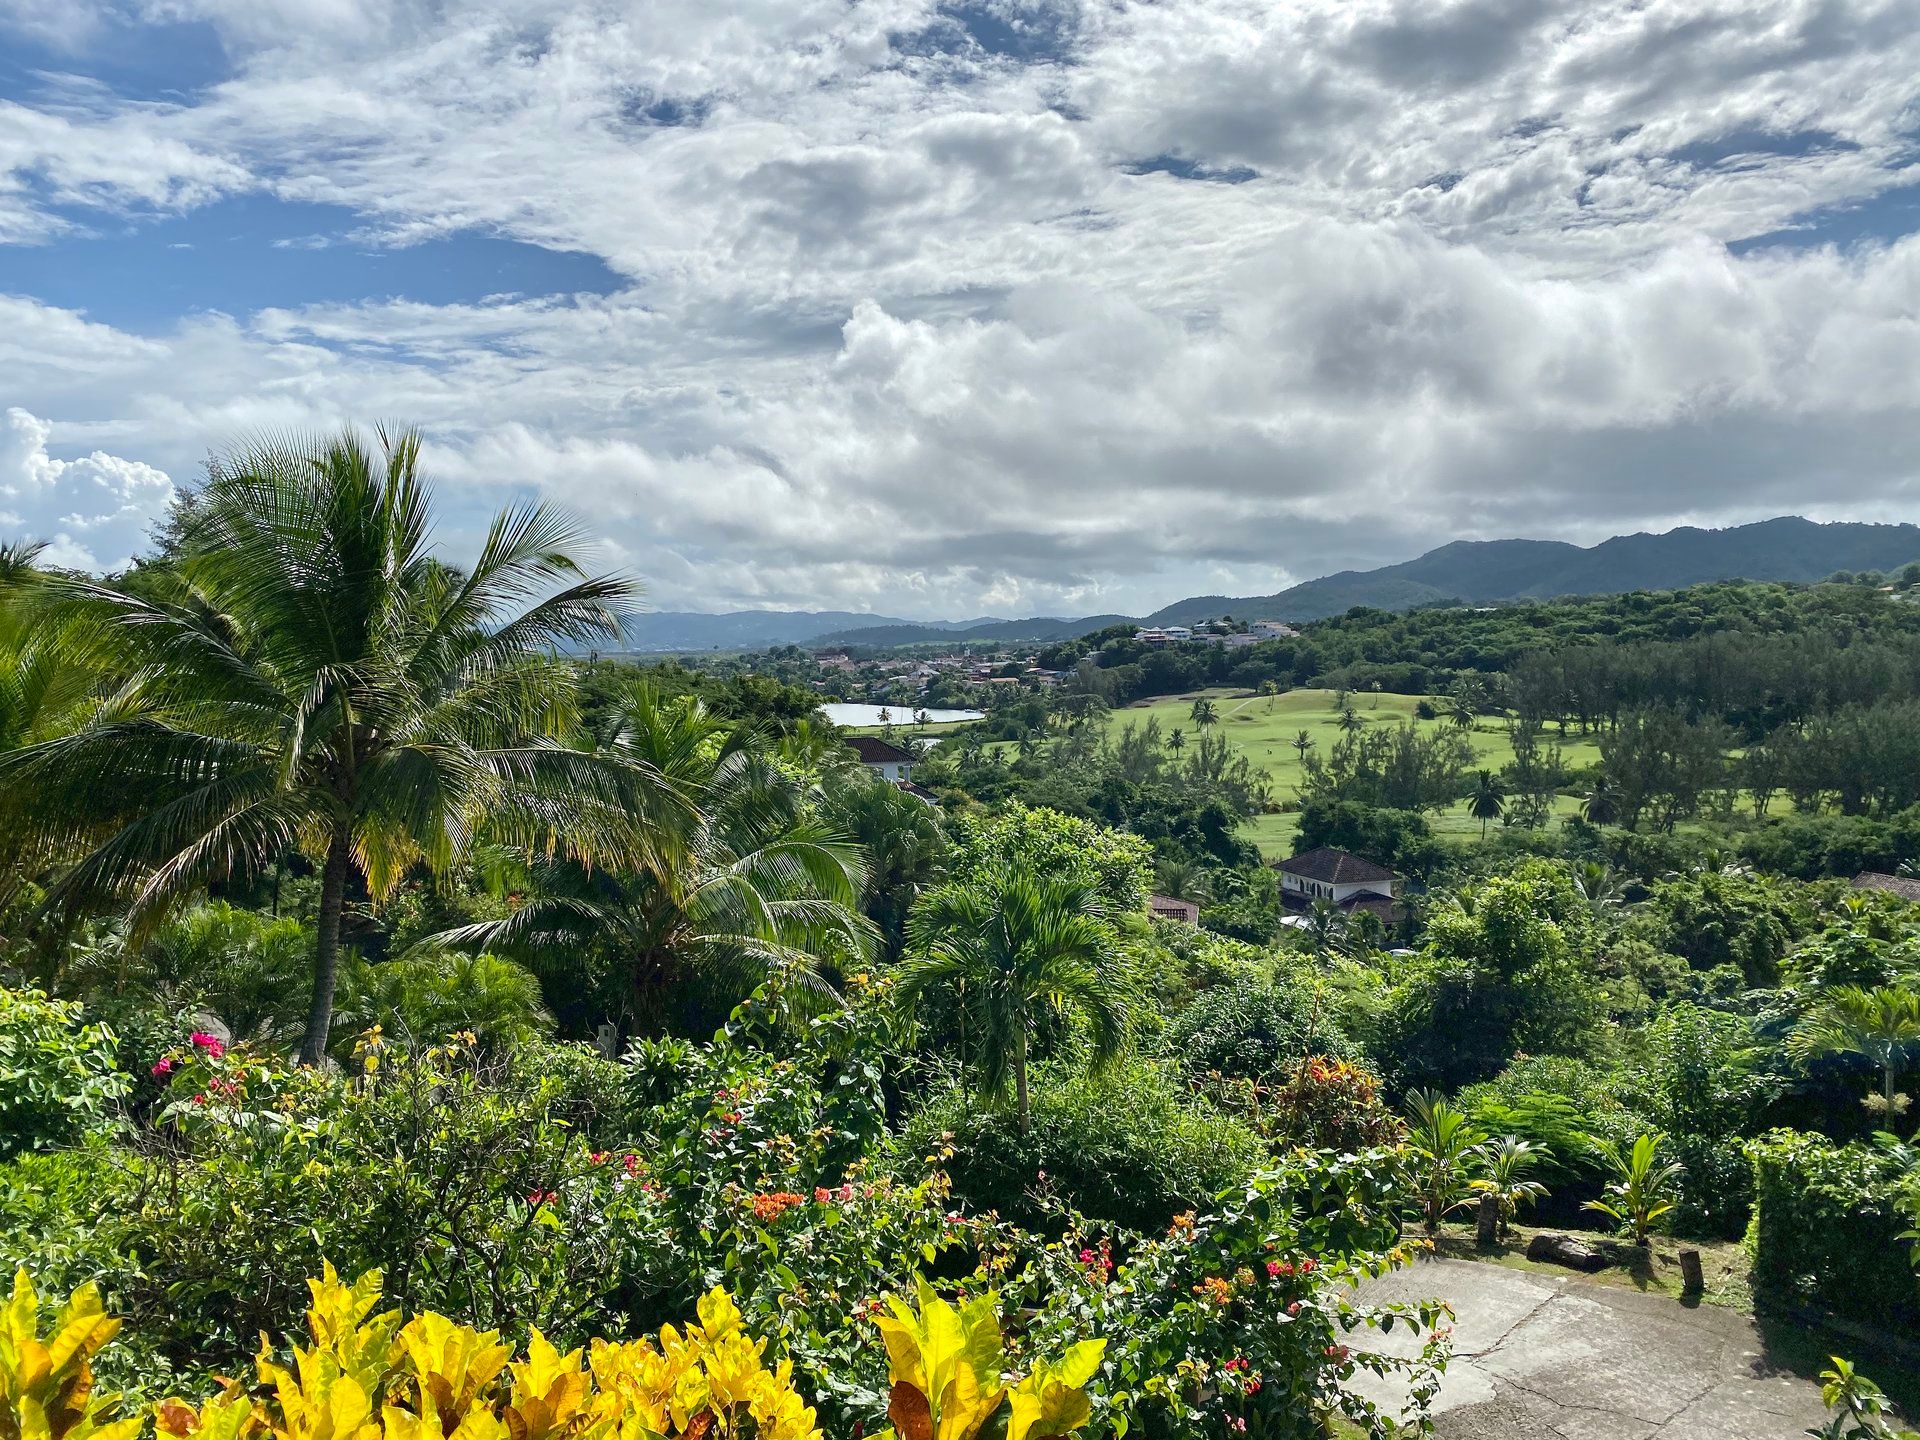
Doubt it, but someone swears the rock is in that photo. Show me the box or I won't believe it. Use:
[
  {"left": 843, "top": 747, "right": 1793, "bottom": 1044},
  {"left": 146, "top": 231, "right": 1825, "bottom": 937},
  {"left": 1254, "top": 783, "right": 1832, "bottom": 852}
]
[{"left": 1526, "top": 1232, "right": 1608, "bottom": 1272}]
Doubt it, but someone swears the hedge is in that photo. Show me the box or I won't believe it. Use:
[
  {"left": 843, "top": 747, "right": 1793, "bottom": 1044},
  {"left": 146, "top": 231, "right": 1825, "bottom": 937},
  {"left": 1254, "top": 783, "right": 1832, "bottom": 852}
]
[{"left": 1745, "top": 1128, "right": 1918, "bottom": 1328}]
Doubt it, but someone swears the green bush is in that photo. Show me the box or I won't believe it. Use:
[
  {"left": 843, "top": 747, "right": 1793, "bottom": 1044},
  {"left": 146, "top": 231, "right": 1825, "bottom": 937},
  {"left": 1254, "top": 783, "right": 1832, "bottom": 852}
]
[
  {"left": 904, "top": 1059, "right": 1265, "bottom": 1232},
  {"left": 0, "top": 985, "right": 126, "bottom": 1159},
  {"left": 1162, "top": 976, "right": 1357, "bottom": 1082},
  {"left": 1745, "top": 1128, "right": 1919, "bottom": 1327}
]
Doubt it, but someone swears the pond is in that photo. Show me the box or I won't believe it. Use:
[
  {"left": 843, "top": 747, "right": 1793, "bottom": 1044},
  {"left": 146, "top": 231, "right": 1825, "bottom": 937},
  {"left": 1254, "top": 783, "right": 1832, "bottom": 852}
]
[{"left": 817, "top": 703, "right": 984, "bottom": 726}]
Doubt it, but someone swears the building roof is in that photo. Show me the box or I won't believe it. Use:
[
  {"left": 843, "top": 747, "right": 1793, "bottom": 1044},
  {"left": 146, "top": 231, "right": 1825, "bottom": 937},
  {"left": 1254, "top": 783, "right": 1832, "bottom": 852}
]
[
  {"left": 846, "top": 735, "right": 916, "bottom": 764},
  {"left": 1853, "top": 871, "right": 1920, "bottom": 901},
  {"left": 1147, "top": 894, "right": 1201, "bottom": 923},
  {"left": 1276, "top": 846, "right": 1395, "bottom": 884}
]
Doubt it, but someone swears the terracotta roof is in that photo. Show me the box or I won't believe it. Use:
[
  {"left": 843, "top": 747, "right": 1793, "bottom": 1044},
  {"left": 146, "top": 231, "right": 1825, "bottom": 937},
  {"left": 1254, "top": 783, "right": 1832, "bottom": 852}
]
[
  {"left": 846, "top": 735, "right": 916, "bottom": 763},
  {"left": 1853, "top": 871, "right": 1920, "bottom": 901},
  {"left": 1147, "top": 894, "right": 1201, "bottom": 924},
  {"left": 1275, "top": 846, "right": 1395, "bottom": 884}
]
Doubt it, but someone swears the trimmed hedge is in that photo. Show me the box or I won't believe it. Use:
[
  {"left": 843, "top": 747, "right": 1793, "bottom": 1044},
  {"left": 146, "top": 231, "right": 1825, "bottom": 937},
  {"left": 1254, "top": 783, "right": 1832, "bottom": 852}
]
[{"left": 1745, "top": 1128, "right": 1918, "bottom": 1328}]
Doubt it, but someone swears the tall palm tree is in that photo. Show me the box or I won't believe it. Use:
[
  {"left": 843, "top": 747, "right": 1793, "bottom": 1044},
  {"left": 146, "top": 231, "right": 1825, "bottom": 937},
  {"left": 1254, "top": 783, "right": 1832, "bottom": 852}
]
[
  {"left": 2, "top": 427, "right": 642, "bottom": 1065},
  {"left": 1790, "top": 984, "right": 1920, "bottom": 1113},
  {"left": 1291, "top": 730, "right": 1314, "bottom": 763},
  {"left": 437, "top": 688, "right": 874, "bottom": 1036},
  {"left": 900, "top": 873, "right": 1130, "bottom": 1130},
  {"left": 1189, "top": 698, "right": 1218, "bottom": 729},
  {"left": 1337, "top": 706, "right": 1364, "bottom": 736},
  {"left": 1469, "top": 769, "right": 1506, "bottom": 838}
]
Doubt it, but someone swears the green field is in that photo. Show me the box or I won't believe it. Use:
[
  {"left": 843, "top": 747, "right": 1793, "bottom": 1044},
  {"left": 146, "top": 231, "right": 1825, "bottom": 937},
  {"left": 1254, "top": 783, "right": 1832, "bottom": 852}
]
[{"left": 1105, "top": 688, "right": 1601, "bottom": 857}]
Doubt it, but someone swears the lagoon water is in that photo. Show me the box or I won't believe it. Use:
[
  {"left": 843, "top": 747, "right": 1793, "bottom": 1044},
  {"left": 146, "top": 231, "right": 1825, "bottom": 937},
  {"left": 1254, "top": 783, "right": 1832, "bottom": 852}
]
[{"left": 818, "top": 703, "right": 983, "bottom": 726}]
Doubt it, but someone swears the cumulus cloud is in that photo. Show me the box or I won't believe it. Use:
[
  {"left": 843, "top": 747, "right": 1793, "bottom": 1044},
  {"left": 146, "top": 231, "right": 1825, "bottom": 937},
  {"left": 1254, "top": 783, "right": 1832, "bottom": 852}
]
[
  {"left": 1, "top": 0, "right": 1919, "bottom": 613},
  {"left": 0, "top": 407, "right": 175, "bottom": 571}
]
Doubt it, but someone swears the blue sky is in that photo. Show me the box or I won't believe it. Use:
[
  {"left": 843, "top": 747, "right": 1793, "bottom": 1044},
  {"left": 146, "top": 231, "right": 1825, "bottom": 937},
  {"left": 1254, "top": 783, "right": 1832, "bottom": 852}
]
[{"left": 3, "top": 0, "right": 1919, "bottom": 613}]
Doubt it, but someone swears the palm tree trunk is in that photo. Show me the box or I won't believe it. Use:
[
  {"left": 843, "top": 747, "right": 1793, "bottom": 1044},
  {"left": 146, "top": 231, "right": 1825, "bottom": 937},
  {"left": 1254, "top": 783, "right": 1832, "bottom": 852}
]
[
  {"left": 1015, "top": 1028, "right": 1030, "bottom": 1134},
  {"left": 300, "top": 829, "right": 352, "bottom": 1068}
]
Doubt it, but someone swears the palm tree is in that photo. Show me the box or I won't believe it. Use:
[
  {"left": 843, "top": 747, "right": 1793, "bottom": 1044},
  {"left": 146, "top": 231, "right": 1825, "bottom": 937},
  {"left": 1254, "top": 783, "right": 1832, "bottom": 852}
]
[
  {"left": 1189, "top": 698, "right": 1218, "bottom": 729},
  {"left": 1469, "top": 769, "right": 1506, "bottom": 839},
  {"left": 1571, "top": 860, "right": 1625, "bottom": 918},
  {"left": 1405, "top": 1089, "right": 1490, "bottom": 1234},
  {"left": 3, "top": 428, "right": 641, "bottom": 1065},
  {"left": 1790, "top": 984, "right": 1920, "bottom": 1113},
  {"left": 1166, "top": 728, "right": 1185, "bottom": 752},
  {"left": 1336, "top": 706, "right": 1364, "bottom": 736},
  {"left": 900, "top": 873, "right": 1130, "bottom": 1131},
  {"left": 1472, "top": 1136, "right": 1551, "bottom": 1240},
  {"left": 1583, "top": 1132, "right": 1684, "bottom": 1244},
  {"left": 823, "top": 772, "right": 947, "bottom": 957},
  {"left": 1291, "top": 730, "right": 1314, "bottom": 764},
  {"left": 437, "top": 688, "right": 874, "bottom": 1037},
  {"left": 1579, "top": 779, "right": 1619, "bottom": 826}
]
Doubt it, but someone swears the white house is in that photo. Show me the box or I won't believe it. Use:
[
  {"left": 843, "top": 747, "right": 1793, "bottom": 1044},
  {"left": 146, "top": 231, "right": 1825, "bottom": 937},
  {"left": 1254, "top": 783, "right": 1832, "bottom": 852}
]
[
  {"left": 846, "top": 735, "right": 917, "bottom": 782},
  {"left": 1275, "top": 847, "right": 1397, "bottom": 919}
]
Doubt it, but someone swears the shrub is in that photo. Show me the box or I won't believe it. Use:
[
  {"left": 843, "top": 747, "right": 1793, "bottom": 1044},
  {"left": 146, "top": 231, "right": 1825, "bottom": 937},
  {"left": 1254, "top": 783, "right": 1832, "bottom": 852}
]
[
  {"left": 1745, "top": 1128, "right": 1919, "bottom": 1327},
  {"left": 0, "top": 986, "right": 126, "bottom": 1160},
  {"left": 1011, "top": 1152, "right": 1450, "bottom": 1440},
  {"left": 906, "top": 1060, "right": 1265, "bottom": 1233},
  {"left": 1162, "top": 977, "right": 1357, "bottom": 1083}
]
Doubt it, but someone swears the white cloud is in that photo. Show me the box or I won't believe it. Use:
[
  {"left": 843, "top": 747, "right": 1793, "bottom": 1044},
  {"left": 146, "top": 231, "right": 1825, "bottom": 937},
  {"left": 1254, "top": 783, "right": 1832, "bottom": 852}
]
[
  {"left": 1, "top": 0, "right": 1919, "bottom": 613},
  {"left": 0, "top": 407, "right": 175, "bottom": 571}
]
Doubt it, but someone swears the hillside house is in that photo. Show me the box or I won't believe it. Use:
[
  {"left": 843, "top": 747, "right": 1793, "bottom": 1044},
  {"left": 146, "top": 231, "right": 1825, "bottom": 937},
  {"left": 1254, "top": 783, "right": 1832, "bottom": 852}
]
[
  {"left": 1275, "top": 847, "right": 1399, "bottom": 923},
  {"left": 846, "top": 735, "right": 917, "bottom": 783}
]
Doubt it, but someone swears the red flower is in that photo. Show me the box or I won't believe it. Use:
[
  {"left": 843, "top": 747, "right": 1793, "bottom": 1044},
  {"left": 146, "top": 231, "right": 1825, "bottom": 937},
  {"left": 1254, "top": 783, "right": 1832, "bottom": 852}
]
[
  {"left": 188, "top": 1032, "right": 226, "bottom": 1059},
  {"left": 1324, "top": 1345, "right": 1349, "bottom": 1362},
  {"left": 1287, "top": 1301, "right": 1302, "bottom": 1316},
  {"left": 815, "top": 1188, "right": 832, "bottom": 1204},
  {"left": 1265, "top": 1260, "right": 1281, "bottom": 1278},
  {"left": 151, "top": 1058, "right": 174, "bottom": 1079}
]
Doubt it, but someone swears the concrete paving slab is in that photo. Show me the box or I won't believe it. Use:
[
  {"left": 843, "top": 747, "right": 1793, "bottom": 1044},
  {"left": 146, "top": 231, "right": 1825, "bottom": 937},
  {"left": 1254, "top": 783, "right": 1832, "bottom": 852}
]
[{"left": 1347, "top": 1257, "right": 1835, "bottom": 1439}]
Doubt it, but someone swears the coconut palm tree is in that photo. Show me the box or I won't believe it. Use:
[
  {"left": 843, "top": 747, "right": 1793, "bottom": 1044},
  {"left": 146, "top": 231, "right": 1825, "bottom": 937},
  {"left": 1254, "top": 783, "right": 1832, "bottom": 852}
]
[
  {"left": 1469, "top": 770, "right": 1506, "bottom": 839},
  {"left": 1790, "top": 984, "right": 1920, "bottom": 1114},
  {"left": 1583, "top": 1132, "right": 1684, "bottom": 1244},
  {"left": 1166, "top": 728, "right": 1185, "bottom": 752},
  {"left": 1336, "top": 705, "right": 1364, "bottom": 736},
  {"left": 900, "top": 872, "right": 1130, "bottom": 1131},
  {"left": 1571, "top": 860, "right": 1625, "bottom": 918},
  {"left": 1472, "top": 1136, "right": 1551, "bottom": 1239},
  {"left": 1580, "top": 779, "right": 1619, "bottom": 826},
  {"left": 436, "top": 687, "right": 874, "bottom": 1037},
  {"left": 1291, "top": 730, "right": 1314, "bottom": 764},
  {"left": 1405, "top": 1088, "right": 1491, "bottom": 1234},
  {"left": 2, "top": 427, "right": 643, "bottom": 1065},
  {"left": 1189, "top": 698, "right": 1218, "bottom": 729}
]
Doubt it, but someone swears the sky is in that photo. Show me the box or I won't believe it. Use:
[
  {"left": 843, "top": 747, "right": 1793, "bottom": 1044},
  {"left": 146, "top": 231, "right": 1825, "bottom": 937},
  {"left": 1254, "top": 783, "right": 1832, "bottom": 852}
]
[{"left": 2, "top": 0, "right": 1919, "bottom": 617}]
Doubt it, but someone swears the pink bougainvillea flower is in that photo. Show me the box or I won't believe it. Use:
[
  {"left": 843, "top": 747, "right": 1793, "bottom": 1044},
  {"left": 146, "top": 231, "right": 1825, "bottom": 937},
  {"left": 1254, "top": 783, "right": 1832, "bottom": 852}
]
[
  {"left": 151, "top": 1058, "right": 174, "bottom": 1078},
  {"left": 188, "top": 1032, "right": 226, "bottom": 1058}
]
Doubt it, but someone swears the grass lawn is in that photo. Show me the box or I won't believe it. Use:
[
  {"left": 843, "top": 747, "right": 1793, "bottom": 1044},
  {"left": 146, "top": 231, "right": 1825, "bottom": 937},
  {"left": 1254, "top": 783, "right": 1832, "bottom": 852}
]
[{"left": 1104, "top": 688, "right": 1604, "bottom": 859}]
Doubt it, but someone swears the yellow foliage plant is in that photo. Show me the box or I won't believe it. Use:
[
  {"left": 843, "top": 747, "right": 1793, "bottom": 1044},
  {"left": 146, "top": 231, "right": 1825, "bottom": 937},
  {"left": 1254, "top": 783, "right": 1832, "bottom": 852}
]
[
  {"left": 6, "top": 1266, "right": 821, "bottom": 1440},
  {"left": 870, "top": 1279, "right": 1103, "bottom": 1440}
]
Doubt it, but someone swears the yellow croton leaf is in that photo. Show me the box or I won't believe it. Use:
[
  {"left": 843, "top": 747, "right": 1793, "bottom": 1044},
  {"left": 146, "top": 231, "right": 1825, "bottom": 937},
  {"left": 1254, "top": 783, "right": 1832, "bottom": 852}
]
[
  {"left": 871, "top": 1280, "right": 1007, "bottom": 1440},
  {"left": 300, "top": 1265, "right": 402, "bottom": 1395},
  {"left": 155, "top": 1382, "right": 264, "bottom": 1440},
  {"left": 2, "top": 1269, "right": 138, "bottom": 1440},
  {"left": 1005, "top": 1341, "right": 1106, "bottom": 1440},
  {"left": 502, "top": 1330, "right": 602, "bottom": 1440},
  {"left": 396, "top": 1313, "right": 511, "bottom": 1431}
]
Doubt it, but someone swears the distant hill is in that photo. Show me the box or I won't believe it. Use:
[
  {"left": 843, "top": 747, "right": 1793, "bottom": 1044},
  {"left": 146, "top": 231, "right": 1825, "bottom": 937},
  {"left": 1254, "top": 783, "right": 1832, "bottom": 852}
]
[
  {"left": 614, "top": 519, "right": 1920, "bottom": 652},
  {"left": 1147, "top": 517, "right": 1920, "bottom": 626},
  {"left": 611, "top": 610, "right": 940, "bottom": 652},
  {"left": 807, "top": 614, "right": 1133, "bottom": 648}
]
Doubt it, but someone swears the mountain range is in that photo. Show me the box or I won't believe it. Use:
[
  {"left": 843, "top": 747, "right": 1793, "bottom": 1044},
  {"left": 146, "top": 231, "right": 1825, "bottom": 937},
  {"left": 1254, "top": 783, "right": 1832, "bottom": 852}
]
[{"left": 613, "top": 517, "right": 1920, "bottom": 652}]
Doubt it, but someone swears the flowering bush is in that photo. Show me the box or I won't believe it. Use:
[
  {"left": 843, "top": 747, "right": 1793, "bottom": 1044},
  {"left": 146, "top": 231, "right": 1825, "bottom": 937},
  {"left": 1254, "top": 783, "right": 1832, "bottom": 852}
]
[{"left": 1005, "top": 1149, "right": 1449, "bottom": 1440}]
